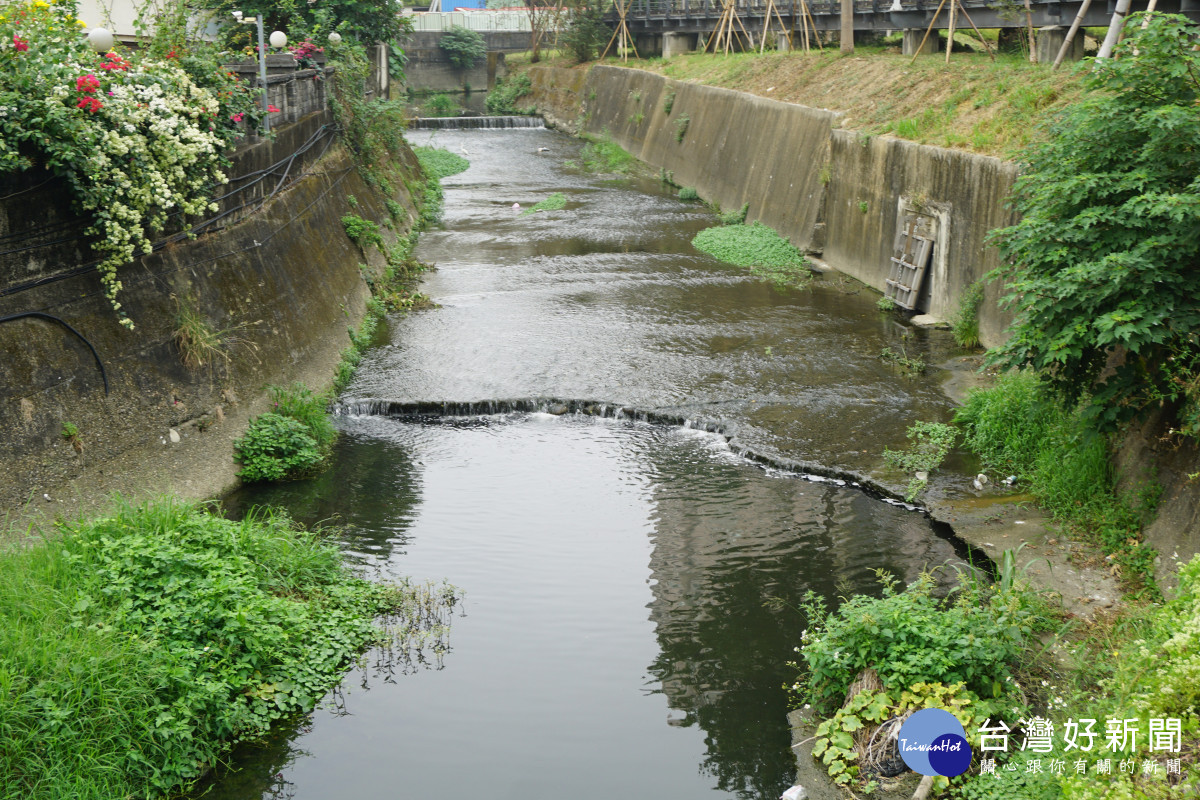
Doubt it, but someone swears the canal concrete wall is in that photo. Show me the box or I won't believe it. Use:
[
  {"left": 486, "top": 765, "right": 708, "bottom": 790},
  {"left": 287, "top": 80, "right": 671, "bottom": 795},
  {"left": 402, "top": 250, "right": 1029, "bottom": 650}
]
[
  {"left": 0, "top": 112, "right": 424, "bottom": 515},
  {"left": 528, "top": 64, "right": 1018, "bottom": 347},
  {"left": 528, "top": 63, "right": 1200, "bottom": 587}
]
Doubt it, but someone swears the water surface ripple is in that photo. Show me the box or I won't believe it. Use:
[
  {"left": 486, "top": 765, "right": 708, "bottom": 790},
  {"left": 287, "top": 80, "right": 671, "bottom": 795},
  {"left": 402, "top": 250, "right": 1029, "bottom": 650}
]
[{"left": 202, "top": 127, "right": 966, "bottom": 800}]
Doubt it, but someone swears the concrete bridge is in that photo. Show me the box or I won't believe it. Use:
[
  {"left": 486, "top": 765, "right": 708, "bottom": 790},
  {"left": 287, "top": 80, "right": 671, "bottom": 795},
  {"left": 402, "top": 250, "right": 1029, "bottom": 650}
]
[{"left": 608, "top": 0, "right": 1200, "bottom": 58}]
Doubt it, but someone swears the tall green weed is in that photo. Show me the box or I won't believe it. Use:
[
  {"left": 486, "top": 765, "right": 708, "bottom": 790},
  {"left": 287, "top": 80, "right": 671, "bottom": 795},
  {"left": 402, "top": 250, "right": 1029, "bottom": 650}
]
[{"left": 0, "top": 498, "right": 458, "bottom": 799}]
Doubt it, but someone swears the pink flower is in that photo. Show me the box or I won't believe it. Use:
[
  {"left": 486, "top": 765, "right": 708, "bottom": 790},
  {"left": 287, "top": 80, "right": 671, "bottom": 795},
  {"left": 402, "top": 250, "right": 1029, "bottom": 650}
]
[
  {"left": 267, "top": 104, "right": 280, "bottom": 113},
  {"left": 76, "top": 96, "right": 103, "bottom": 113},
  {"left": 230, "top": 112, "right": 244, "bottom": 122},
  {"left": 12, "top": 34, "right": 28, "bottom": 52}
]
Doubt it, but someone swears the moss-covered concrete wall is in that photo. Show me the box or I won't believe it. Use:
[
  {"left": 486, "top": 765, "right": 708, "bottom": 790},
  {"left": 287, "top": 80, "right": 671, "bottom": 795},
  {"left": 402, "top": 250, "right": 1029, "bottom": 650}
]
[
  {"left": 0, "top": 114, "right": 423, "bottom": 513},
  {"left": 529, "top": 63, "right": 1200, "bottom": 586},
  {"left": 529, "top": 64, "right": 1018, "bottom": 346}
]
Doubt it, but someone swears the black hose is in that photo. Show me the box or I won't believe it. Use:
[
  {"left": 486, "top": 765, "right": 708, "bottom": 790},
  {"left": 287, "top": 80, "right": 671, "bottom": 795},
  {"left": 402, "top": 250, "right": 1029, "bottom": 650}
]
[{"left": 0, "top": 312, "right": 109, "bottom": 395}]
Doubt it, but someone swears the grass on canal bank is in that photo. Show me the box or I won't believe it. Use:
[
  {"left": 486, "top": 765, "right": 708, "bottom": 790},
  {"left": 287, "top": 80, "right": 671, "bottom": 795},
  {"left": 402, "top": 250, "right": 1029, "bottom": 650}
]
[
  {"left": 0, "top": 497, "right": 458, "bottom": 800},
  {"left": 509, "top": 46, "right": 1087, "bottom": 159}
]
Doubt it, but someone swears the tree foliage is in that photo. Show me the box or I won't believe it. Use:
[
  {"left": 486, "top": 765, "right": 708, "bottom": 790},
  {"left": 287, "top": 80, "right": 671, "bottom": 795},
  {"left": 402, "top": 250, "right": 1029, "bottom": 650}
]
[
  {"left": 989, "top": 13, "right": 1200, "bottom": 435},
  {"left": 561, "top": 4, "right": 611, "bottom": 63},
  {"left": 439, "top": 25, "right": 487, "bottom": 70}
]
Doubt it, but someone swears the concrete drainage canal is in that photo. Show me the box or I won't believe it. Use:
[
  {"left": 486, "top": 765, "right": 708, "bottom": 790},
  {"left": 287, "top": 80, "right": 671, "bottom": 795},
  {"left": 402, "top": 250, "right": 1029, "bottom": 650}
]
[{"left": 196, "top": 125, "right": 976, "bottom": 800}]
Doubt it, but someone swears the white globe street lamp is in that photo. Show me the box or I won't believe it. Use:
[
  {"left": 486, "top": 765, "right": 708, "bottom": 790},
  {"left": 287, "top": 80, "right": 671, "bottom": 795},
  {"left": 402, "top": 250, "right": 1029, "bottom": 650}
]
[
  {"left": 87, "top": 27, "right": 114, "bottom": 53},
  {"left": 328, "top": 31, "right": 342, "bottom": 45},
  {"left": 269, "top": 30, "right": 288, "bottom": 49}
]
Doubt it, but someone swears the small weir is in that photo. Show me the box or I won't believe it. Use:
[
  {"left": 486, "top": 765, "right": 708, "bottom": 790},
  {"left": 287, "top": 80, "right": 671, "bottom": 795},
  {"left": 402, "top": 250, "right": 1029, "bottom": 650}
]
[
  {"left": 201, "top": 124, "right": 969, "bottom": 800},
  {"left": 410, "top": 115, "right": 545, "bottom": 129}
]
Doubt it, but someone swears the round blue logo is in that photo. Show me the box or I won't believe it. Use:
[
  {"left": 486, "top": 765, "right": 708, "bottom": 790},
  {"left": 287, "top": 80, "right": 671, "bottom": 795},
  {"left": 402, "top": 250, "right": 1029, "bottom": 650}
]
[{"left": 896, "top": 708, "right": 973, "bottom": 777}]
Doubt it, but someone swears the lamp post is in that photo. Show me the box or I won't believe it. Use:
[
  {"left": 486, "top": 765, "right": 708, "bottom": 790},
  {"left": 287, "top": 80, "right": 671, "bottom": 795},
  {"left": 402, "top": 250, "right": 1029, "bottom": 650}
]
[
  {"left": 233, "top": 10, "right": 272, "bottom": 133},
  {"left": 87, "top": 27, "right": 114, "bottom": 53}
]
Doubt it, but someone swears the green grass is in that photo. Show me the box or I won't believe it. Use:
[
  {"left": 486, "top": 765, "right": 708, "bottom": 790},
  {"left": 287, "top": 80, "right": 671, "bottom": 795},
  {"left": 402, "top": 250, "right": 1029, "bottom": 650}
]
[
  {"left": 523, "top": 192, "right": 567, "bottom": 214},
  {"left": 579, "top": 134, "right": 635, "bottom": 173},
  {"left": 413, "top": 146, "right": 470, "bottom": 181},
  {"left": 0, "top": 498, "right": 459, "bottom": 800},
  {"left": 692, "top": 221, "right": 810, "bottom": 289},
  {"left": 956, "top": 372, "right": 1160, "bottom": 589}
]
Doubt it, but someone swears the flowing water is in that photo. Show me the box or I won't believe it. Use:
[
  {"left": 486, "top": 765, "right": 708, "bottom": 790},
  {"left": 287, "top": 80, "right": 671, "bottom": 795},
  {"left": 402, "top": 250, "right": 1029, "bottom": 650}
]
[{"left": 202, "top": 126, "right": 970, "bottom": 800}]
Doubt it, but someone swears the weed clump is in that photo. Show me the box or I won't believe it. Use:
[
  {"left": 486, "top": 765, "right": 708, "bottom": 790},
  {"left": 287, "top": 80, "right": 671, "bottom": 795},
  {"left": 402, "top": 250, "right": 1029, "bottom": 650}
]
[
  {"left": 692, "top": 221, "right": 810, "bottom": 289},
  {"left": 235, "top": 383, "right": 336, "bottom": 483},
  {"left": 0, "top": 498, "right": 460, "bottom": 800},
  {"left": 523, "top": 192, "right": 567, "bottom": 214}
]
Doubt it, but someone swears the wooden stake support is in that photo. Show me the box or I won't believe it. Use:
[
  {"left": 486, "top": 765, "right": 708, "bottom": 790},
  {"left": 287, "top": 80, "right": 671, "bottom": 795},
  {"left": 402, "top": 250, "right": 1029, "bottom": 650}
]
[
  {"left": 909, "top": 0, "right": 994, "bottom": 64},
  {"left": 706, "top": 0, "right": 752, "bottom": 54},
  {"left": 600, "top": 0, "right": 640, "bottom": 61}
]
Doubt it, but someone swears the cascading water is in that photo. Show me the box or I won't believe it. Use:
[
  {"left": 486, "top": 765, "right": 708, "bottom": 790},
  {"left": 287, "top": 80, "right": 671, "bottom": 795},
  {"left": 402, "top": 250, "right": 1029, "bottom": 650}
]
[
  {"left": 410, "top": 115, "right": 546, "bottom": 130},
  {"left": 197, "top": 126, "right": 969, "bottom": 800}
]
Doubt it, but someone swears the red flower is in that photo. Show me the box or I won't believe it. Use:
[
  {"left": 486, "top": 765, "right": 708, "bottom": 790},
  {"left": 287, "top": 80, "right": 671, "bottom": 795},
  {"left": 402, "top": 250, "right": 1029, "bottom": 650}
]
[
  {"left": 99, "top": 52, "right": 130, "bottom": 71},
  {"left": 76, "top": 74, "right": 101, "bottom": 93},
  {"left": 12, "top": 33, "right": 28, "bottom": 52},
  {"left": 230, "top": 112, "right": 244, "bottom": 122},
  {"left": 76, "top": 97, "right": 103, "bottom": 113},
  {"left": 267, "top": 104, "right": 280, "bottom": 113}
]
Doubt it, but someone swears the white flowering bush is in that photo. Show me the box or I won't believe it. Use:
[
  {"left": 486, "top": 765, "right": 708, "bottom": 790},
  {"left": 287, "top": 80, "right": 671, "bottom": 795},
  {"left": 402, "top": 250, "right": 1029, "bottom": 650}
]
[{"left": 0, "top": 0, "right": 256, "bottom": 328}]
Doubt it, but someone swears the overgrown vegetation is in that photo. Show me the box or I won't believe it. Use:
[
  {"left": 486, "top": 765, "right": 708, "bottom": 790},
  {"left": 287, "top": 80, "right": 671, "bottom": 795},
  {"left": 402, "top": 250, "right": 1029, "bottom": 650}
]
[
  {"left": 578, "top": 134, "right": 635, "bottom": 173},
  {"left": 989, "top": 14, "right": 1200, "bottom": 440},
  {"left": 342, "top": 214, "right": 384, "bottom": 252},
  {"left": 955, "top": 372, "right": 1160, "bottom": 588},
  {"left": 678, "top": 186, "right": 700, "bottom": 201},
  {"left": 691, "top": 221, "right": 810, "bottom": 289},
  {"left": 485, "top": 73, "right": 533, "bottom": 115},
  {"left": 791, "top": 552, "right": 1200, "bottom": 798},
  {"left": 0, "top": 497, "right": 459, "bottom": 800},
  {"left": 790, "top": 569, "right": 1036, "bottom": 790},
  {"left": 883, "top": 421, "right": 956, "bottom": 501},
  {"left": 439, "top": 25, "right": 487, "bottom": 70},
  {"left": 234, "top": 383, "right": 336, "bottom": 483},
  {"left": 560, "top": 4, "right": 610, "bottom": 63},
  {"left": 951, "top": 281, "right": 985, "bottom": 349},
  {"left": 523, "top": 192, "right": 567, "bottom": 214}
]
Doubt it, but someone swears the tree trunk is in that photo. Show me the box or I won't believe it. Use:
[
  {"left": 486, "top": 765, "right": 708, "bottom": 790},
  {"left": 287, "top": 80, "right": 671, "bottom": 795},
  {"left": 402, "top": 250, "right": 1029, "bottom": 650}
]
[{"left": 840, "top": 0, "right": 854, "bottom": 53}]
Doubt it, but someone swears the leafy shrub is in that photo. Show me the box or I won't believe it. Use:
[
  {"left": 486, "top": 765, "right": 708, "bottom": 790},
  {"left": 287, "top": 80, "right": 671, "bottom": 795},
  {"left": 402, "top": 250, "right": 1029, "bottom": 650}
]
[
  {"left": 440, "top": 25, "right": 487, "bottom": 69},
  {"left": 0, "top": 498, "right": 458, "bottom": 799},
  {"left": 663, "top": 90, "right": 676, "bottom": 115},
  {"left": 718, "top": 202, "right": 748, "bottom": 226},
  {"left": 793, "top": 572, "right": 1033, "bottom": 713},
  {"left": 678, "top": 186, "right": 699, "bottom": 201},
  {"left": 233, "top": 413, "right": 323, "bottom": 482},
  {"left": 269, "top": 383, "right": 336, "bottom": 454},
  {"left": 883, "top": 421, "right": 956, "bottom": 473},
  {"left": 987, "top": 14, "right": 1200, "bottom": 437},
  {"left": 485, "top": 73, "right": 533, "bottom": 115},
  {"left": 561, "top": 5, "right": 610, "bottom": 62},
  {"left": 342, "top": 214, "right": 384, "bottom": 251},
  {"left": 0, "top": 0, "right": 259, "bottom": 328},
  {"left": 423, "top": 92, "right": 458, "bottom": 116},
  {"left": 952, "top": 281, "right": 986, "bottom": 348}
]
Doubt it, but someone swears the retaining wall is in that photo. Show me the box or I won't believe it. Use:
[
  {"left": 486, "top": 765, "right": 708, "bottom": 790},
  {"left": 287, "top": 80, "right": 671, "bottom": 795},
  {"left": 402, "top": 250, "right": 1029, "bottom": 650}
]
[
  {"left": 528, "top": 62, "right": 1200, "bottom": 585},
  {"left": 530, "top": 64, "right": 1018, "bottom": 345},
  {"left": 0, "top": 108, "right": 423, "bottom": 512}
]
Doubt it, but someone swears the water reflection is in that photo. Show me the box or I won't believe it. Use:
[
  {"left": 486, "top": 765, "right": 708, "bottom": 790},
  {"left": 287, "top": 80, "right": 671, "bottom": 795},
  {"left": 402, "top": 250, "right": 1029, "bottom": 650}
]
[{"left": 205, "top": 416, "right": 962, "bottom": 800}]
